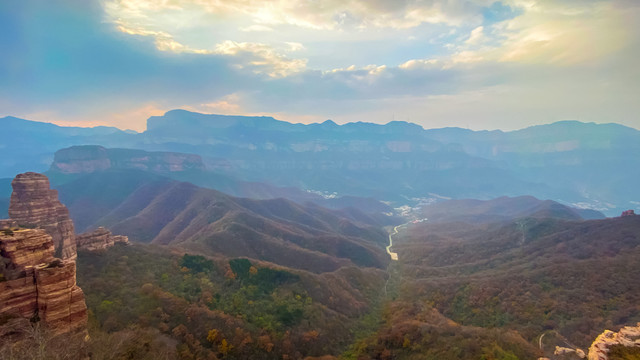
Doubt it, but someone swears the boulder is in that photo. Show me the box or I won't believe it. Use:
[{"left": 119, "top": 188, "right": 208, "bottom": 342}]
[{"left": 76, "top": 227, "right": 129, "bottom": 251}]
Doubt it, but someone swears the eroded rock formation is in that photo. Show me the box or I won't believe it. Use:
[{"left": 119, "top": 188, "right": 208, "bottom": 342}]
[
  {"left": 0, "top": 266, "right": 38, "bottom": 318},
  {"left": 9, "top": 172, "right": 76, "bottom": 260},
  {"left": 34, "top": 260, "right": 87, "bottom": 334},
  {"left": 76, "top": 227, "right": 129, "bottom": 251},
  {"left": 588, "top": 323, "right": 640, "bottom": 360},
  {"left": 0, "top": 230, "right": 87, "bottom": 336},
  {"left": 1, "top": 172, "right": 87, "bottom": 337},
  {"left": 0, "top": 228, "right": 54, "bottom": 272}
]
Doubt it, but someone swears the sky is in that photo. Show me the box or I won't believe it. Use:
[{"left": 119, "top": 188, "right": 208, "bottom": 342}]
[{"left": 1, "top": 0, "right": 639, "bottom": 132}]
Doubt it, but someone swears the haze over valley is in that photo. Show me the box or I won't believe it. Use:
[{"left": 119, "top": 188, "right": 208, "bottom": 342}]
[{"left": 2, "top": 0, "right": 640, "bottom": 359}]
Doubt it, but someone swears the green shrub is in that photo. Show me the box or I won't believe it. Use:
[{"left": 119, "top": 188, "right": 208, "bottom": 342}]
[{"left": 180, "top": 254, "right": 214, "bottom": 273}]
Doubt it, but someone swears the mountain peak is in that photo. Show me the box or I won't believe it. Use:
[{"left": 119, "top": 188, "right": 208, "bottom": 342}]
[{"left": 320, "top": 119, "right": 338, "bottom": 126}]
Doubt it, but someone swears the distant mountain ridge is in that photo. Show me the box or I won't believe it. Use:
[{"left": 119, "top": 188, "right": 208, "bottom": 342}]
[
  {"left": 46, "top": 146, "right": 395, "bottom": 217},
  {"left": 420, "top": 195, "right": 605, "bottom": 223},
  {"left": 50, "top": 145, "right": 205, "bottom": 174},
  {"left": 2, "top": 111, "right": 639, "bottom": 215},
  {"left": 53, "top": 170, "right": 389, "bottom": 273}
]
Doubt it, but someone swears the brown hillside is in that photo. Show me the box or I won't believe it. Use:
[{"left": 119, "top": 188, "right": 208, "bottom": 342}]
[{"left": 59, "top": 175, "right": 389, "bottom": 273}]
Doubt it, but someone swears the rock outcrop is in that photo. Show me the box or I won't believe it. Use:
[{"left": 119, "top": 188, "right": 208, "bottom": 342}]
[
  {"left": 0, "top": 265, "right": 38, "bottom": 318},
  {"left": 588, "top": 323, "right": 640, "bottom": 360},
  {"left": 76, "top": 227, "right": 129, "bottom": 251},
  {"left": 554, "top": 346, "right": 585, "bottom": 358},
  {"left": 50, "top": 145, "right": 205, "bottom": 174},
  {"left": 0, "top": 219, "right": 17, "bottom": 230},
  {"left": 1, "top": 173, "right": 87, "bottom": 337},
  {"left": 9, "top": 172, "right": 76, "bottom": 260},
  {"left": 34, "top": 260, "right": 87, "bottom": 334},
  {"left": 0, "top": 229, "right": 87, "bottom": 336},
  {"left": 0, "top": 228, "right": 54, "bottom": 273}
]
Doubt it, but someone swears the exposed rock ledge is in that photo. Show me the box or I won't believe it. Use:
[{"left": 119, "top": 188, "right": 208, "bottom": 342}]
[
  {"left": 0, "top": 229, "right": 87, "bottom": 336},
  {"left": 540, "top": 323, "right": 640, "bottom": 360},
  {"left": 1, "top": 172, "right": 87, "bottom": 337},
  {"left": 76, "top": 227, "right": 129, "bottom": 251},
  {"left": 8, "top": 172, "right": 76, "bottom": 260},
  {"left": 588, "top": 323, "right": 640, "bottom": 360}
]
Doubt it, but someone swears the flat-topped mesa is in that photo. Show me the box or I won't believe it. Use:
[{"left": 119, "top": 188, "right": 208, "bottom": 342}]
[
  {"left": 9, "top": 172, "right": 77, "bottom": 260},
  {"left": 50, "top": 145, "right": 205, "bottom": 174},
  {"left": 76, "top": 227, "right": 129, "bottom": 251}
]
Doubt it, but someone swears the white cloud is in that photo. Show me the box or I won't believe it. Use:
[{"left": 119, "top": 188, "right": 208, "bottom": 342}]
[
  {"left": 114, "top": 21, "right": 213, "bottom": 54},
  {"left": 214, "top": 41, "right": 307, "bottom": 77},
  {"left": 285, "top": 42, "right": 305, "bottom": 52},
  {"left": 240, "top": 25, "right": 274, "bottom": 32},
  {"left": 398, "top": 59, "right": 440, "bottom": 70},
  {"left": 105, "top": 0, "right": 487, "bottom": 32},
  {"left": 465, "top": 26, "right": 485, "bottom": 45},
  {"left": 494, "top": 1, "right": 629, "bottom": 65},
  {"left": 199, "top": 94, "right": 243, "bottom": 114}
]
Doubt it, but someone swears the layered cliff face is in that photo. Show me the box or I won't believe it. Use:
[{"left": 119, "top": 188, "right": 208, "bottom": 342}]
[
  {"left": 0, "top": 228, "right": 54, "bottom": 274},
  {"left": 9, "top": 172, "right": 76, "bottom": 260},
  {"left": 1, "top": 172, "right": 87, "bottom": 337},
  {"left": 50, "top": 145, "right": 205, "bottom": 174},
  {"left": 0, "top": 230, "right": 87, "bottom": 336},
  {"left": 76, "top": 227, "right": 129, "bottom": 251},
  {"left": 34, "top": 260, "right": 88, "bottom": 335}
]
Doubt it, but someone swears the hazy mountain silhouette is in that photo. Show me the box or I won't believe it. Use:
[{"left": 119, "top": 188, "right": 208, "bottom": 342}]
[
  {"left": 420, "top": 195, "right": 605, "bottom": 224},
  {"left": 47, "top": 146, "right": 395, "bottom": 217},
  {"left": 3, "top": 112, "right": 639, "bottom": 215}
]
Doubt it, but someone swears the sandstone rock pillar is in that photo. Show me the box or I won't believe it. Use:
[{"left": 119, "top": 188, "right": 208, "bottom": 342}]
[{"left": 8, "top": 172, "right": 77, "bottom": 260}]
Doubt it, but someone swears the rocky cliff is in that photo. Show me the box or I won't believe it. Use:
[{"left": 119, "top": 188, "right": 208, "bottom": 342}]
[
  {"left": 76, "top": 227, "right": 129, "bottom": 251},
  {"left": 8, "top": 172, "right": 76, "bottom": 260},
  {"left": 0, "top": 228, "right": 54, "bottom": 273},
  {"left": 50, "top": 145, "right": 205, "bottom": 174},
  {"left": 588, "top": 323, "right": 640, "bottom": 360},
  {"left": 34, "top": 260, "right": 87, "bottom": 335},
  {"left": 1, "top": 172, "right": 87, "bottom": 337},
  {"left": 0, "top": 230, "right": 87, "bottom": 336}
]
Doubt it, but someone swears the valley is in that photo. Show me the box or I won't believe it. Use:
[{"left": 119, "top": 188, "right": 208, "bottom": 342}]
[
  {"left": 1, "top": 115, "right": 639, "bottom": 360},
  {"left": 386, "top": 224, "right": 402, "bottom": 261},
  {"left": 2, "top": 113, "right": 640, "bottom": 216},
  {"left": 4, "top": 1, "right": 640, "bottom": 358}
]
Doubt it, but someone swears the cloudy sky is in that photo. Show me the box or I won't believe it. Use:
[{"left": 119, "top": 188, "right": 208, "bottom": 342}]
[{"left": 1, "top": 0, "right": 638, "bottom": 131}]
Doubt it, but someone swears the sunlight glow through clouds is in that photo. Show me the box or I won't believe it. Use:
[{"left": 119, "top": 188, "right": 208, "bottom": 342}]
[
  {"left": 2, "top": 0, "right": 639, "bottom": 131},
  {"left": 104, "top": 0, "right": 632, "bottom": 75}
]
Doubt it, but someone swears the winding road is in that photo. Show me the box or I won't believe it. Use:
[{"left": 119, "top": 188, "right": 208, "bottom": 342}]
[
  {"left": 386, "top": 225, "right": 401, "bottom": 261},
  {"left": 383, "top": 219, "right": 426, "bottom": 295},
  {"left": 383, "top": 223, "right": 405, "bottom": 295}
]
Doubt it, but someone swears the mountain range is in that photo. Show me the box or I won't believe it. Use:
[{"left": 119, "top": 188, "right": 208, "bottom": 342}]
[
  {"left": 2, "top": 118, "right": 639, "bottom": 358},
  {"left": 51, "top": 170, "right": 390, "bottom": 273},
  {"left": 2, "top": 111, "right": 639, "bottom": 216},
  {"left": 419, "top": 195, "right": 605, "bottom": 223}
]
